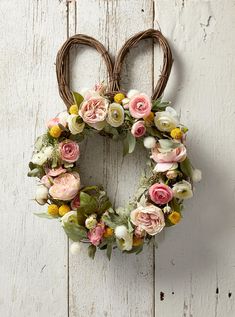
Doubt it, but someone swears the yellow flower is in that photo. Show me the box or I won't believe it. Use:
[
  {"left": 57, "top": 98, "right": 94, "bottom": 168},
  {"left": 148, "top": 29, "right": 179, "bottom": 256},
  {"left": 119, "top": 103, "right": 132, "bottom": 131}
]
[
  {"left": 144, "top": 112, "right": 154, "bottom": 125},
  {"left": 59, "top": 204, "right": 71, "bottom": 216},
  {"left": 132, "top": 236, "right": 143, "bottom": 247},
  {"left": 48, "top": 204, "right": 59, "bottom": 216},
  {"left": 168, "top": 211, "right": 181, "bottom": 224},
  {"left": 170, "top": 128, "right": 183, "bottom": 139},
  {"left": 114, "top": 93, "right": 125, "bottom": 104},
  {"left": 49, "top": 125, "right": 62, "bottom": 138},
  {"left": 69, "top": 104, "right": 79, "bottom": 115},
  {"left": 103, "top": 227, "right": 114, "bottom": 238}
]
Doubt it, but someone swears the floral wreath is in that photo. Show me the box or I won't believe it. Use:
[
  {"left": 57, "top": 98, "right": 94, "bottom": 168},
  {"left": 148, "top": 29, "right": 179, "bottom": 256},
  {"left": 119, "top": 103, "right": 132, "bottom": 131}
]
[{"left": 28, "top": 29, "right": 201, "bottom": 259}]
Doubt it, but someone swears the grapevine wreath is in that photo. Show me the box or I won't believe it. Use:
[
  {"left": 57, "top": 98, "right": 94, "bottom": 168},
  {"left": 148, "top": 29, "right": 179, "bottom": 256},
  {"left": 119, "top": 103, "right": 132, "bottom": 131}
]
[{"left": 28, "top": 29, "right": 201, "bottom": 259}]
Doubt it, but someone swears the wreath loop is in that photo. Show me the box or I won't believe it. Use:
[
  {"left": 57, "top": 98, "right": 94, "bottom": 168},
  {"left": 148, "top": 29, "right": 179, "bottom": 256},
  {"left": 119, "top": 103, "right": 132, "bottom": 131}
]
[{"left": 29, "top": 29, "right": 201, "bottom": 259}]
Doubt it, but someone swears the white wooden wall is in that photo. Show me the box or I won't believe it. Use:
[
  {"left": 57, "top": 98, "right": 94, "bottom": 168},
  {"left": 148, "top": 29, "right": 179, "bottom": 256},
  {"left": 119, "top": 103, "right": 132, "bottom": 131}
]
[{"left": 1, "top": 0, "right": 235, "bottom": 316}]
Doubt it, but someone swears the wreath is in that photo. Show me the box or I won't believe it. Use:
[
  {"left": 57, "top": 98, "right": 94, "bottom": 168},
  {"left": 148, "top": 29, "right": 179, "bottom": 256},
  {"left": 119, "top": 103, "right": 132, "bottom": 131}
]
[{"left": 28, "top": 29, "right": 201, "bottom": 259}]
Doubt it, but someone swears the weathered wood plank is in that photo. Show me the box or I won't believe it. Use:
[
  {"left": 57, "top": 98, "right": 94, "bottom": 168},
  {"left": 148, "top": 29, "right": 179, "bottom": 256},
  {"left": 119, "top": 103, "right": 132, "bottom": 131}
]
[
  {"left": 154, "top": 1, "right": 235, "bottom": 317},
  {"left": 68, "top": 1, "right": 155, "bottom": 316},
  {"left": 0, "top": 1, "right": 68, "bottom": 316}
]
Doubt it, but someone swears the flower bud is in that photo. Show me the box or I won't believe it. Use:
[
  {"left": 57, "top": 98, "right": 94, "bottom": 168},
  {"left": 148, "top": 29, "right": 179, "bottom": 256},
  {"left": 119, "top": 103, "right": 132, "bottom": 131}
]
[
  {"left": 85, "top": 214, "right": 97, "bottom": 230},
  {"left": 192, "top": 169, "right": 202, "bottom": 183},
  {"left": 70, "top": 242, "right": 81, "bottom": 255}
]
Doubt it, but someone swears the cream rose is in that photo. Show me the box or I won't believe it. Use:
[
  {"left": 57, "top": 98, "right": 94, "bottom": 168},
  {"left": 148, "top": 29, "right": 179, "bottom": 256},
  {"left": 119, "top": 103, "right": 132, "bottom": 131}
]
[
  {"left": 106, "top": 103, "right": 124, "bottom": 127},
  {"left": 154, "top": 106, "right": 179, "bottom": 132},
  {"left": 130, "top": 204, "right": 165, "bottom": 235},
  {"left": 67, "top": 114, "right": 85, "bottom": 135}
]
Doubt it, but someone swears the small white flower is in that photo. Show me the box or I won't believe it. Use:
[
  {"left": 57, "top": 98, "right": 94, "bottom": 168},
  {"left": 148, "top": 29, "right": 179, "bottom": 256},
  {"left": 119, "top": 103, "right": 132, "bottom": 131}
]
[
  {"left": 127, "top": 89, "right": 139, "bottom": 99},
  {"left": 31, "top": 146, "right": 53, "bottom": 166},
  {"left": 116, "top": 232, "right": 133, "bottom": 251},
  {"left": 35, "top": 185, "right": 49, "bottom": 205},
  {"left": 57, "top": 111, "right": 70, "bottom": 124},
  {"left": 173, "top": 180, "right": 193, "bottom": 199},
  {"left": 154, "top": 106, "right": 179, "bottom": 132},
  {"left": 85, "top": 214, "right": 97, "bottom": 229},
  {"left": 192, "top": 169, "right": 202, "bottom": 183},
  {"left": 115, "top": 225, "right": 128, "bottom": 239},
  {"left": 67, "top": 114, "right": 85, "bottom": 135},
  {"left": 163, "top": 206, "right": 171, "bottom": 214},
  {"left": 61, "top": 210, "right": 77, "bottom": 226},
  {"left": 143, "top": 136, "right": 156, "bottom": 149},
  {"left": 121, "top": 98, "right": 130, "bottom": 107},
  {"left": 70, "top": 242, "right": 81, "bottom": 255}
]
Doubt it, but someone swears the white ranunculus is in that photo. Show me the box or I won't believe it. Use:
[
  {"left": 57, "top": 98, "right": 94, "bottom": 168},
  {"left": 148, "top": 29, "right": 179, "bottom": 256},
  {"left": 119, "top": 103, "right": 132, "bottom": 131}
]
[
  {"left": 154, "top": 106, "right": 179, "bottom": 132},
  {"left": 192, "top": 169, "right": 202, "bottom": 183},
  {"left": 143, "top": 136, "right": 156, "bottom": 149},
  {"left": 173, "top": 180, "right": 193, "bottom": 199},
  {"left": 115, "top": 225, "right": 133, "bottom": 251},
  {"left": 127, "top": 89, "right": 139, "bottom": 99},
  {"left": 106, "top": 103, "right": 124, "bottom": 127},
  {"left": 67, "top": 114, "right": 85, "bottom": 134},
  {"left": 70, "top": 242, "right": 81, "bottom": 255},
  {"left": 85, "top": 214, "right": 97, "bottom": 229},
  {"left": 31, "top": 146, "right": 53, "bottom": 166},
  {"left": 35, "top": 185, "right": 49, "bottom": 205},
  {"left": 115, "top": 225, "right": 128, "bottom": 239},
  {"left": 61, "top": 210, "right": 78, "bottom": 226}
]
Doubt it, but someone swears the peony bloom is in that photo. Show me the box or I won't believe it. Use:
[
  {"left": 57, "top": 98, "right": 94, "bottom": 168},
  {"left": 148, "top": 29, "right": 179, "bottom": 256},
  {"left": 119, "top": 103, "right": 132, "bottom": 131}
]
[
  {"left": 131, "top": 121, "right": 146, "bottom": 138},
  {"left": 129, "top": 93, "right": 151, "bottom": 119},
  {"left": 31, "top": 146, "right": 53, "bottom": 166},
  {"left": 130, "top": 204, "right": 165, "bottom": 235},
  {"left": 172, "top": 180, "right": 193, "bottom": 199},
  {"left": 49, "top": 172, "right": 80, "bottom": 201},
  {"left": 106, "top": 103, "right": 124, "bottom": 127},
  {"left": 154, "top": 107, "right": 179, "bottom": 132},
  {"left": 71, "top": 195, "right": 80, "bottom": 210},
  {"left": 151, "top": 143, "right": 187, "bottom": 172},
  {"left": 67, "top": 114, "right": 85, "bottom": 135},
  {"left": 59, "top": 140, "right": 80, "bottom": 163},
  {"left": 79, "top": 96, "right": 109, "bottom": 128},
  {"left": 87, "top": 223, "right": 105, "bottom": 246},
  {"left": 46, "top": 166, "right": 66, "bottom": 177},
  {"left": 149, "top": 183, "right": 174, "bottom": 205}
]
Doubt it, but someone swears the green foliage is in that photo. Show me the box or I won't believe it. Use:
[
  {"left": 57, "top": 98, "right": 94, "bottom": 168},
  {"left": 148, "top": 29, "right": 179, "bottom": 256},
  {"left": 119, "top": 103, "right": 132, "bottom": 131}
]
[
  {"left": 34, "top": 212, "right": 58, "bottom": 219},
  {"left": 88, "top": 244, "right": 97, "bottom": 259},
  {"left": 28, "top": 163, "right": 45, "bottom": 178},
  {"left": 123, "top": 132, "right": 136, "bottom": 156},
  {"left": 72, "top": 91, "right": 84, "bottom": 106},
  {"left": 152, "top": 98, "right": 170, "bottom": 111},
  {"left": 79, "top": 192, "right": 98, "bottom": 215},
  {"left": 63, "top": 222, "right": 87, "bottom": 242},
  {"left": 146, "top": 127, "right": 163, "bottom": 139},
  {"left": 180, "top": 157, "right": 193, "bottom": 178}
]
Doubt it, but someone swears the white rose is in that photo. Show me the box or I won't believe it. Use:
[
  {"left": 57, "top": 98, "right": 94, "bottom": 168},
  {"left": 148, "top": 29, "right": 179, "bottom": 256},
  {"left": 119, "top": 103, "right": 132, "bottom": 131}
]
[
  {"left": 31, "top": 146, "right": 53, "bottom": 166},
  {"left": 35, "top": 185, "right": 49, "bottom": 205},
  {"left": 173, "top": 180, "right": 193, "bottom": 199},
  {"left": 85, "top": 214, "right": 97, "bottom": 229},
  {"left": 67, "top": 114, "right": 85, "bottom": 134},
  {"left": 154, "top": 106, "right": 179, "bottom": 132},
  {"left": 192, "top": 169, "right": 202, "bottom": 183},
  {"left": 115, "top": 225, "right": 133, "bottom": 251},
  {"left": 115, "top": 225, "right": 128, "bottom": 239}
]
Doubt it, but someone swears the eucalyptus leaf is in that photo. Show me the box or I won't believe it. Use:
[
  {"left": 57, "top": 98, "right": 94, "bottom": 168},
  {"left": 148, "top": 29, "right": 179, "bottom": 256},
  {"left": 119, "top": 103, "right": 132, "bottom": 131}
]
[
  {"left": 72, "top": 91, "right": 84, "bottom": 106},
  {"left": 180, "top": 157, "right": 193, "bottom": 178},
  {"left": 34, "top": 212, "right": 57, "bottom": 219},
  {"left": 88, "top": 244, "right": 97, "bottom": 259},
  {"left": 123, "top": 132, "right": 136, "bottom": 156},
  {"left": 63, "top": 222, "right": 87, "bottom": 241},
  {"left": 27, "top": 167, "right": 44, "bottom": 178},
  {"left": 106, "top": 243, "right": 113, "bottom": 260}
]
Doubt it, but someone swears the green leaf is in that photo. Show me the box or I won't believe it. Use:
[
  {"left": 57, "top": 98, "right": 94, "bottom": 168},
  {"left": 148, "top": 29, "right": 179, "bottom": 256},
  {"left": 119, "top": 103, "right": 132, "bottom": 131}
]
[
  {"left": 97, "top": 191, "right": 112, "bottom": 214},
  {"left": 123, "top": 132, "right": 136, "bottom": 156},
  {"left": 88, "top": 244, "right": 97, "bottom": 259},
  {"left": 146, "top": 127, "right": 163, "bottom": 139},
  {"left": 152, "top": 99, "right": 170, "bottom": 111},
  {"left": 106, "top": 243, "right": 113, "bottom": 260},
  {"left": 180, "top": 157, "right": 193, "bottom": 178},
  {"left": 63, "top": 222, "right": 87, "bottom": 241},
  {"left": 27, "top": 167, "right": 44, "bottom": 178},
  {"left": 79, "top": 191, "right": 98, "bottom": 214},
  {"left": 159, "top": 139, "right": 180, "bottom": 150},
  {"left": 103, "top": 125, "right": 119, "bottom": 137},
  {"left": 34, "top": 212, "right": 57, "bottom": 219},
  {"left": 72, "top": 91, "right": 84, "bottom": 106}
]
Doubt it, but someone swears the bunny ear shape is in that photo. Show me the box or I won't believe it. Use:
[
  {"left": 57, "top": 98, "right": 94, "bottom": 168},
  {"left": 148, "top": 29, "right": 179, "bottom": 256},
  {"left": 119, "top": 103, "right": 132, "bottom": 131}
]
[
  {"left": 113, "top": 29, "right": 173, "bottom": 100},
  {"left": 56, "top": 34, "right": 114, "bottom": 108}
]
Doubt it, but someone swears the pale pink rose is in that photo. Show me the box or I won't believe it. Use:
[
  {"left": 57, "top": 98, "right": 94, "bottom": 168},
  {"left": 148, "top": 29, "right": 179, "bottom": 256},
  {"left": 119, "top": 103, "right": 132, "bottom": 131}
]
[
  {"left": 46, "top": 166, "right": 66, "bottom": 177},
  {"left": 79, "top": 96, "right": 109, "bottom": 124},
  {"left": 59, "top": 140, "right": 80, "bottom": 163},
  {"left": 149, "top": 183, "right": 173, "bottom": 205},
  {"left": 47, "top": 116, "right": 67, "bottom": 129},
  {"left": 71, "top": 195, "right": 80, "bottom": 210},
  {"left": 41, "top": 175, "right": 52, "bottom": 188},
  {"left": 87, "top": 223, "right": 105, "bottom": 246},
  {"left": 130, "top": 204, "right": 165, "bottom": 235},
  {"left": 49, "top": 172, "right": 80, "bottom": 201},
  {"left": 129, "top": 93, "right": 151, "bottom": 119},
  {"left": 131, "top": 121, "right": 146, "bottom": 138},
  {"left": 151, "top": 143, "right": 187, "bottom": 164}
]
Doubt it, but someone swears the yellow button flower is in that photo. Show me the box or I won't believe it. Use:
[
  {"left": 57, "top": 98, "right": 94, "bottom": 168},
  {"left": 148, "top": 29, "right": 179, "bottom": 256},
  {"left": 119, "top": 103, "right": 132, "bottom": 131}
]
[
  {"left": 49, "top": 125, "right": 62, "bottom": 138},
  {"left": 168, "top": 211, "right": 181, "bottom": 224},
  {"left": 114, "top": 93, "right": 125, "bottom": 104},
  {"left": 69, "top": 104, "right": 79, "bottom": 115},
  {"left": 48, "top": 204, "right": 59, "bottom": 216},
  {"left": 132, "top": 236, "right": 143, "bottom": 247},
  {"left": 170, "top": 128, "right": 183, "bottom": 139},
  {"left": 103, "top": 227, "right": 114, "bottom": 238},
  {"left": 59, "top": 204, "right": 71, "bottom": 216},
  {"left": 144, "top": 111, "right": 154, "bottom": 125}
]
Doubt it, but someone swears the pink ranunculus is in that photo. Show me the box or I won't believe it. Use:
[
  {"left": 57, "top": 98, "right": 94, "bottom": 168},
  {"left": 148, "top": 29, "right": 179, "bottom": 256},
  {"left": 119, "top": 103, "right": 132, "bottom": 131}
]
[
  {"left": 47, "top": 116, "right": 67, "bottom": 129},
  {"left": 46, "top": 166, "right": 66, "bottom": 177},
  {"left": 131, "top": 121, "right": 146, "bottom": 138},
  {"left": 40, "top": 175, "right": 53, "bottom": 188},
  {"left": 149, "top": 183, "right": 173, "bottom": 205},
  {"left": 130, "top": 204, "right": 165, "bottom": 236},
  {"left": 129, "top": 93, "right": 151, "bottom": 119},
  {"left": 151, "top": 143, "right": 187, "bottom": 164},
  {"left": 71, "top": 195, "right": 80, "bottom": 210},
  {"left": 79, "top": 96, "right": 109, "bottom": 124},
  {"left": 59, "top": 140, "right": 80, "bottom": 163},
  {"left": 87, "top": 223, "right": 105, "bottom": 246},
  {"left": 49, "top": 172, "right": 80, "bottom": 201}
]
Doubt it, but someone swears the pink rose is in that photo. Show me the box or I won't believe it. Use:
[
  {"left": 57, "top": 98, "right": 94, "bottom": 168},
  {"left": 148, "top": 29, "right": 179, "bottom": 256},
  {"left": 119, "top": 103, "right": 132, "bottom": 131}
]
[
  {"left": 87, "top": 223, "right": 105, "bottom": 246},
  {"left": 130, "top": 204, "right": 165, "bottom": 235},
  {"left": 59, "top": 140, "right": 80, "bottom": 163},
  {"left": 79, "top": 96, "right": 109, "bottom": 124},
  {"left": 46, "top": 166, "right": 66, "bottom": 177},
  {"left": 71, "top": 195, "right": 80, "bottom": 210},
  {"left": 149, "top": 183, "right": 173, "bottom": 205},
  {"left": 131, "top": 121, "right": 146, "bottom": 138},
  {"left": 129, "top": 93, "right": 151, "bottom": 119},
  {"left": 151, "top": 143, "right": 187, "bottom": 172},
  {"left": 49, "top": 172, "right": 80, "bottom": 201}
]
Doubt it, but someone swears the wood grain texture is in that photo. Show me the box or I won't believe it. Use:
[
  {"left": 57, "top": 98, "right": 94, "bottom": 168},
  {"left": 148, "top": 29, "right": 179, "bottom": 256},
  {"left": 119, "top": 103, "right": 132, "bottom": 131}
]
[{"left": 0, "top": 0, "right": 235, "bottom": 316}]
